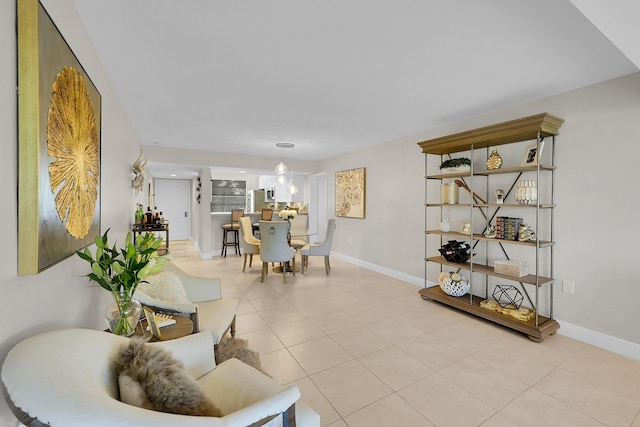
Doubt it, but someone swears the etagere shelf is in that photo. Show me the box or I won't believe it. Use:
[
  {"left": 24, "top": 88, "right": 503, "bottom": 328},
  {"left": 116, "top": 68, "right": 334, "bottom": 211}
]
[{"left": 417, "top": 113, "right": 563, "bottom": 342}]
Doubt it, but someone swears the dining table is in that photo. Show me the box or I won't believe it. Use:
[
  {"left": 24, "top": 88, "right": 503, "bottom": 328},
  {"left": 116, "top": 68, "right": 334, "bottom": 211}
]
[{"left": 272, "top": 231, "right": 317, "bottom": 274}]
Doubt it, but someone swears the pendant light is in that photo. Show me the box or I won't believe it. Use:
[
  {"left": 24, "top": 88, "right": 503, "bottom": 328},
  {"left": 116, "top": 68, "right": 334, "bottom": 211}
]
[
  {"left": 275, "top": 142, "right": 294, "bottom": 175},
  {"left": 287, "top": 144, "right": 299, "bottom": 195}
]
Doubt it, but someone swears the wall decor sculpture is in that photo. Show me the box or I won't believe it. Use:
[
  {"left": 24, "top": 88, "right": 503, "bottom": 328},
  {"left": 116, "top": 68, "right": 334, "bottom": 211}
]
[
  {"left": 335, "top": 167, "right": 366, "bottom": 219},
  {"left": 18, "top": 0, "right": 102, "bottom": 274}
]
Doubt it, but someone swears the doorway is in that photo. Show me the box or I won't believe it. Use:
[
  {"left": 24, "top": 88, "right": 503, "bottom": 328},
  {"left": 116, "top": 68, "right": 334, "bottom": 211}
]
[
  {"left": 309, "top": 173, "right": 327, "bottom": 239},
  {"left": 155, "top": 180, "right": 191, "bottom": 241}
]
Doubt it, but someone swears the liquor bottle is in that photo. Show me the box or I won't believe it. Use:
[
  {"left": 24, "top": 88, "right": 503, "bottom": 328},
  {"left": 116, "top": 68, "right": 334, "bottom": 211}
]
[
  {"left": 145, "top": 207, "right": 153, "bottom": 225},
  {"left": 134, "top": 204, "right": 142, "bottom": 225}
]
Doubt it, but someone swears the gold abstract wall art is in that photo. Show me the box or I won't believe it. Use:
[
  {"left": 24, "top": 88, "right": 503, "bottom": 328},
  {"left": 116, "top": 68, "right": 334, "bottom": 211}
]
[
  {"left": 18, "top": 0, "right": 101, "bottom": 274},
  {"left": 335, "top": 167, "right": 366, "bottom": 219},
  {"left": 48, "top": 66, "right": 100, "bottom": 239}
]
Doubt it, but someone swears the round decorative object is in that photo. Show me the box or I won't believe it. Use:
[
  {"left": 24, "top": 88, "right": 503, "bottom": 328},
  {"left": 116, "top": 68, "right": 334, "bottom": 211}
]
[
  {"left": 438, "top": 271, "right": 470, "bottom": 297},
  {"left": 487, "top": 149, "right": 502, "bottom": 170},
  {"left": 515, "top": 180, "right": 537, "bottom": 205}
]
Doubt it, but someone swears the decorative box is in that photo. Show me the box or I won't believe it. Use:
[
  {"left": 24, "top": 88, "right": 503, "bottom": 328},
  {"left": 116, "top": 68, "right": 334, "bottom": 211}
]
[{"left": 494, "top": 260, "right": 528, "bottom": 277}]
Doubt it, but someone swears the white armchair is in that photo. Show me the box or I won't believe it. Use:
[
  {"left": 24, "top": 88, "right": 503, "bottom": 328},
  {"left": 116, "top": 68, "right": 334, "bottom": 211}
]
[
  {"left": 135, "top": 260, "right": 238, "bottom": 346},
  {"left": 1, "top": 329, "right": 320, "bottom": 426}
]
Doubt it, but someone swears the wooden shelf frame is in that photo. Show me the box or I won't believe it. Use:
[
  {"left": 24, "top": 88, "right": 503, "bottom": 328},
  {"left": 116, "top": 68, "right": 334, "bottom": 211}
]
[
  {"left": 425, "top": 230, "right": 555, "bottom": 248},
  {"left": 418, "top": 112, "right": 563, "bottom": 342},
  {"left": 426, "top": 256, "right": 553, "bottom": 286},
  {"left": 419, "top": 286, "right": 559, "bottom": 342},
  {"left": 418, "top": 113, "right": 564, "bottom": 155}
]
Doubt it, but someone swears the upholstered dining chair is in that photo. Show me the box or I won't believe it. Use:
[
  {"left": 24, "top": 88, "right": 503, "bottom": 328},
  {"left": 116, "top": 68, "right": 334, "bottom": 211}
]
[
  {"left": 252, "top": 208, "right": 273, "bottom": 238},
  {"left": 238, "top": 216, "right": 260, "bottom": 272},
  {"left": 301, "top": 219, "right": 336, "bottom": 275},
  {"left": 221, "top": 209, "right": 244, "bottom": 257},
  {"left": 258, "top": 221, "right": 296, "bottom": 283}
]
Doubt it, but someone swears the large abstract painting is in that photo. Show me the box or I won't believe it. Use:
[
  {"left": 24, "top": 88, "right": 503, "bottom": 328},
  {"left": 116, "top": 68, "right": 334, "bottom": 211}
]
[
  {"left": 335, "top": 167, "right": 366, "bottom": 219},
  {"left": 18, "top": 0, "right": 102, "bottom": 274}
]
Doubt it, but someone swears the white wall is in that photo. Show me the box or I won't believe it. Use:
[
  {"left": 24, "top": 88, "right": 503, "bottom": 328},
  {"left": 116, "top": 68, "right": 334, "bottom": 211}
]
[
  {"left": 1, "top": 0, "right": 147, "bottom": 423},
  {"left": 319, "top": 72, "right": 640, "bottom": 349}
]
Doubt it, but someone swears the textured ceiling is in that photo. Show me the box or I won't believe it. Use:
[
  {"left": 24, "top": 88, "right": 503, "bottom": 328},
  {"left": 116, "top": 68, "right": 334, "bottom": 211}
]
[{"left": 70, "top": 0, "right": 637, "bottom": 177}]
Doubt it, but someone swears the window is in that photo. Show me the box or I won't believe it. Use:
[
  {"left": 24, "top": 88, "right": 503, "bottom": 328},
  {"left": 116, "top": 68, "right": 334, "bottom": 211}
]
[{"left": 211, "top": 180, "right": 246, "bottom": 213}]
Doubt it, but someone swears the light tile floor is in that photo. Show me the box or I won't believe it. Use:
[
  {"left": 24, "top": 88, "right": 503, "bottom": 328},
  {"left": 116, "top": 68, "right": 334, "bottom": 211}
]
[{"left": 169, "top": 241, "right": 640, "bottom": 427}]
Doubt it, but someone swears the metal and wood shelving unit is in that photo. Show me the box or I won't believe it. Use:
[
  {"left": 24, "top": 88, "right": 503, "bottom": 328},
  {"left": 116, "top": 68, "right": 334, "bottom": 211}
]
[{"left": 417, "top": 113, "right": 563, "bottom": 342}]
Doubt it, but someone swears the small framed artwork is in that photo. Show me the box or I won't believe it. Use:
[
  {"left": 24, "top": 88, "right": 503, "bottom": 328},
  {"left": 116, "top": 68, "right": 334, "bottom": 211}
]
[
  {"left": 143, "top": 306, "right": 162, "bottom": 340},
  {"left": 521, "top": 140, "right": 545, "bottom": 166}
]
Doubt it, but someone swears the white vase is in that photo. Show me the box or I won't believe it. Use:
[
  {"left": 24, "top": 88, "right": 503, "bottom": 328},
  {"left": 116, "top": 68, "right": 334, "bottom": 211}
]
[{"left": 516, "top": 180, "right": 537, "bottom": 205}]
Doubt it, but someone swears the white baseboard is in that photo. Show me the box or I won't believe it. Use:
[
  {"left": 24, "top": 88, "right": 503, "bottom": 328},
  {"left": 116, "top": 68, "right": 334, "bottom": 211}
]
[
  {"left": 557, "top": 320, "right": 640, "bottom": 361},
  {"left": 332, "top": 252, "right": 640, "bottom": 361},
  {"left": 331, "top": 252, "right": 424, "bottom": 287}
]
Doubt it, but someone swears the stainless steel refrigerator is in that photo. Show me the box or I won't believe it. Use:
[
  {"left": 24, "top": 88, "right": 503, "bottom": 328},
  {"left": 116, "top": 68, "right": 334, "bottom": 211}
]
[{"left": 246, "top": 189, "right": 266, "bottom": 213}]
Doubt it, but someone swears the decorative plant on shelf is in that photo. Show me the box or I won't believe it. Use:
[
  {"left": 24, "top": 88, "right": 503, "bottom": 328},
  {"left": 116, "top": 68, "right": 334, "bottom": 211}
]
[
  {"left": 439, "top": 157, "right": 471, "bottom": 170},
  {"left": 77, "top": 229, "right": 165, "bottom": 336}
]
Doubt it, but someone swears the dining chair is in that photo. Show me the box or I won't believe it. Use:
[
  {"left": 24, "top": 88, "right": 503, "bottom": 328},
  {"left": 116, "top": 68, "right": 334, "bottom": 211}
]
[
  {"left": 301, "top": 219, "right": 336, "bottom": 275},
  {"left": 239, "top": 216, "right": 260, "bottom": 272},
  {"left": 289, "top": 213, "right": 309, "bottom": 251},
  {"left": 221, "top": 209, "right": 244, "bottom": 257},
  {"left": 258, "top": 221, "right": 296, "bottom": 283},
  {"left": 253, "top": 208, "right": 273, "bottom": 237}
]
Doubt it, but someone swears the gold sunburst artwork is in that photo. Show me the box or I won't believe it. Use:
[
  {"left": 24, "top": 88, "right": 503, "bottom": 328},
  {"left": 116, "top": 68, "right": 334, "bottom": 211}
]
[{"left": 47, "top": 66, "right": 100, "bottom": 239}]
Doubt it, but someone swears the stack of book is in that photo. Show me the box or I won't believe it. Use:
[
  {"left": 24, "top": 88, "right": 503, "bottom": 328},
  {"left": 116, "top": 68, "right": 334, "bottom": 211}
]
[{"left": 494, "top": 216, "right": 523, "bottom": 240}]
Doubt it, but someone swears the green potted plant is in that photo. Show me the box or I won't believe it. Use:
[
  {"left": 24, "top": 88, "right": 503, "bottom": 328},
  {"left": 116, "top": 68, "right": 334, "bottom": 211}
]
[
  {"left": 77, "top": 229, "right": 164, "bottom": 336},
  {"left": 439, "top": 157, "right": 471, "bottom": 173}
]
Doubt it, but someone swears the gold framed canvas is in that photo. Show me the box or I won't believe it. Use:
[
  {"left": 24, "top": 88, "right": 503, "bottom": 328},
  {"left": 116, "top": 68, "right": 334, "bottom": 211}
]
[
  {"left": 18, "top": 0, "right": 102, "bottom": 274},
  {"left": 335, "top": 167, "right": 366, "bottom": 219}
]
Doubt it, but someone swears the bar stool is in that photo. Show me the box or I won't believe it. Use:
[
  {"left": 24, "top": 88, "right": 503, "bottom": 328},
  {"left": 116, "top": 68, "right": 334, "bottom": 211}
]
[
  {"left": 252, "top": 207, "right": 273, "bottom": 237},
  {"left": 221, "top": 209, "right": 244, "bottom": 257}
]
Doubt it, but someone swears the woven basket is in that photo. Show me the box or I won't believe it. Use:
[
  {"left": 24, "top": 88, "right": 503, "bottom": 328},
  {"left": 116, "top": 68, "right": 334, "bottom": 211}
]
[{"left": 439, "top": 278, "right": 470, "bottom": 297}]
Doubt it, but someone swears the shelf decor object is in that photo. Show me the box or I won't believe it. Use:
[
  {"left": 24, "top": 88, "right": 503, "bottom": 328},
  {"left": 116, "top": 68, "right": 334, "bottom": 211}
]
[
  {"left": 492, "top": 284, "right": 524, "bottom": 309},
  {"left": 438, "top": 240, "right": 472, "bottom": 263},
  {"left": 439, "top": 157, "right": 471, "bottom": 174},
  {"left": 417, "top": 113, "right": 563, "bottom": 342},
  {"left": 438, "top": 272, "right": 470, "bottom": 297},
  {"left": 487, "top": 149, "right": 503, "bottom": 170},
  {"left": 440, "top": 182, "right": 459, "bottom": 204},
  {"left": 516, "top": 180, "right": 537, "bottom": 205}
]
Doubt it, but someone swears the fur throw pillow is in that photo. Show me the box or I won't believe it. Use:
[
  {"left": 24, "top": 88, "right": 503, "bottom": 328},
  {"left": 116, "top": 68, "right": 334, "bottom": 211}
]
[
  {"left": 138, "top": 271, "right": 191, "bottom": 304},
  {"left": 113, "top": 337, "right": 221, "bottom": 416}
]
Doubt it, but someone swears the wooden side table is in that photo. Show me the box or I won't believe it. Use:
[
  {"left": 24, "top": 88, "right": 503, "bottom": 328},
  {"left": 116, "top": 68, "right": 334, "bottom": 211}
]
[{"left": 134, "top": 316, "right": 193, "bottom": 341}]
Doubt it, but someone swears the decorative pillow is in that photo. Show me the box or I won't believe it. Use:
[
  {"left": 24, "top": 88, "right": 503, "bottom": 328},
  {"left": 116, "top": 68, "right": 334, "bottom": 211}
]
[
  {"left": 138, "top": 271, "right": 191, "bottom": 304},
  {"left": 113, "top": 337, "right": 222, "bottom": 416}
]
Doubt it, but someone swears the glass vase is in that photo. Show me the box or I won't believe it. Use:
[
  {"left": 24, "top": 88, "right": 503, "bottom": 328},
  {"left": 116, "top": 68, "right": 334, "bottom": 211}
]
[{"left": 105, "top": 289, "right": 142, "bottom": 336}]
